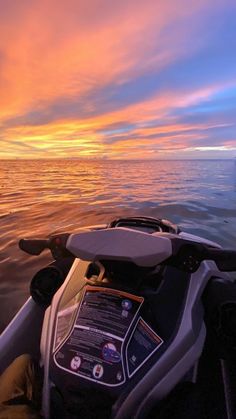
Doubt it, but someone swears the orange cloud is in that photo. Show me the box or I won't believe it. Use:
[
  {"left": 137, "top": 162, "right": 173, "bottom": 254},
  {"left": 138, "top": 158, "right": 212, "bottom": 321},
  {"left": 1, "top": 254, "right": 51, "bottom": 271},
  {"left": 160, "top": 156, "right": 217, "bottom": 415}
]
[{"left": 0, "top": 0, "right": 211, "bottom": 116}]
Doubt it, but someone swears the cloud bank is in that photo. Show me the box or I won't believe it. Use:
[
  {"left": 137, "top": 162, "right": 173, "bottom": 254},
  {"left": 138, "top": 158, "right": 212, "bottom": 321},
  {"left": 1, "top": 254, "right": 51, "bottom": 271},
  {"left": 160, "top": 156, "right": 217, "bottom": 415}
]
[{"left": 0, "top": 0, "right": 235, "bottom": 159}]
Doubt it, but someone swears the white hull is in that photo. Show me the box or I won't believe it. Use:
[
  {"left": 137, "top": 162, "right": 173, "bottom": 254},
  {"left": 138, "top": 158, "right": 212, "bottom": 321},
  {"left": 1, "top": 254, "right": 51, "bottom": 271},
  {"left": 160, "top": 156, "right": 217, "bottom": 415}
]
[{"left": 0, "top": 297, "right": 45, "bottom": 374}]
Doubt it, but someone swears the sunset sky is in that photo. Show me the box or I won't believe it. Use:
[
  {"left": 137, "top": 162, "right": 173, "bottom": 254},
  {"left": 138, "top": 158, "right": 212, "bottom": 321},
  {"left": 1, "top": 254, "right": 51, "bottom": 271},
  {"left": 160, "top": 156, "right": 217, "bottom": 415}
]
[{"left": 0, "top": 0, "right": 236, "bottom": 159}]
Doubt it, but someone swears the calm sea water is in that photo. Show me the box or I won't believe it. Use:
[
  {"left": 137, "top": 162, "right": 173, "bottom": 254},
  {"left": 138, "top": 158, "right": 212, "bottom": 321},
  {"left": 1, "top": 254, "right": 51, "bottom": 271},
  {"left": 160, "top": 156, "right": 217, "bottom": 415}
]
[{"left": 0, "top": 159, "right": 236, "bottom": 331}]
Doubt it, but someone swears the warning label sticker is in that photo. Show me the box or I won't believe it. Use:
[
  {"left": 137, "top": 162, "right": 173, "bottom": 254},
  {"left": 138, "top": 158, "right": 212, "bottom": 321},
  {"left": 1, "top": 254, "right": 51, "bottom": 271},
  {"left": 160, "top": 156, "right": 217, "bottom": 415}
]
[
  {"left": 126, "top": 317, "right": 163, "bottom": 377},
  {"left": 54, "top": 286, "right": 143, "bottom": 386}
]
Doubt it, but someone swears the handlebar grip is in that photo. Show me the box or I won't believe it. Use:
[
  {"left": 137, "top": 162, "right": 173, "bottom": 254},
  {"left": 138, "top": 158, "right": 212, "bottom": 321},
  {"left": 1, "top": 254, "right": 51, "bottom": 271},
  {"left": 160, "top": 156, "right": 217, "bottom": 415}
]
[
  {"left": 19, "top": 239, "right": 49, "bottom": 255},
  {"left": 206, "top": 249, "right": 236, "bottom": 272}
]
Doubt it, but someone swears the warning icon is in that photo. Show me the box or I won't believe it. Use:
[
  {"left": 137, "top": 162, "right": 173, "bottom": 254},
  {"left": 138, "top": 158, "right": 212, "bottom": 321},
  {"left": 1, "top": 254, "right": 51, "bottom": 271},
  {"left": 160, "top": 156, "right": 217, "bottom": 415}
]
[
  {"left": 70, "top": 356, "right": 81, "bottom": 371},
  {"left": 93, "top": 364, "right": 104, "bottom": 379}
]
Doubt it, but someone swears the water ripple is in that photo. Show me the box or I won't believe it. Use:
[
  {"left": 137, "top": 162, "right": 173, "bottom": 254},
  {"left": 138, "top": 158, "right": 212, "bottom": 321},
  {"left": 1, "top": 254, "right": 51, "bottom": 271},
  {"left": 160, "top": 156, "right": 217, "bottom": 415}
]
[{"left": 0, "top": 158, "right": 235, "bottom": 331}]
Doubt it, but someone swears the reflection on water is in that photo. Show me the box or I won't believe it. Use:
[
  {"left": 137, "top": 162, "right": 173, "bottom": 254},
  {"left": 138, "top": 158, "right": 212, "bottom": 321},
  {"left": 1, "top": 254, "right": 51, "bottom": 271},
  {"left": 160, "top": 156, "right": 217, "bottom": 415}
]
[{"left": 0, "top": 159, "right": 236, "bottom": 330}]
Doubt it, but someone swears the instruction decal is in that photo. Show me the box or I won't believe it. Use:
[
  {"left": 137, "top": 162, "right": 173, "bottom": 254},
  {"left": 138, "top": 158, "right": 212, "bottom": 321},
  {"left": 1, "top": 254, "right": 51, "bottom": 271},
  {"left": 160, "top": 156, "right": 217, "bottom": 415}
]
[
  {"left": 54, "top": 286, "right": 143, "bottom": 386},
  {"left": 127, "top": 317, "right": 163, "bottom": 377}
]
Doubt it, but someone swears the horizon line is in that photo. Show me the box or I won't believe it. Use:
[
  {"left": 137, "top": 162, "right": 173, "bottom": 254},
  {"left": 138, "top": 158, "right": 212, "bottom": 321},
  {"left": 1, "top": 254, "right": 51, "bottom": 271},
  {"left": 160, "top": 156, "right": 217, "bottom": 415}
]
[{"left": 0, "top": 157, "right": 235, "bottom": 162}]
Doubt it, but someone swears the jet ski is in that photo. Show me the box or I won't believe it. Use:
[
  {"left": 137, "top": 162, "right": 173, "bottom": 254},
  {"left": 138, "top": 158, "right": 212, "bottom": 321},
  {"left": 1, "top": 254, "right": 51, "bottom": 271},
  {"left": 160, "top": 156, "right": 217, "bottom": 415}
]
[{"left": 0, "top": 216, "right": 236, "bottom": 419}]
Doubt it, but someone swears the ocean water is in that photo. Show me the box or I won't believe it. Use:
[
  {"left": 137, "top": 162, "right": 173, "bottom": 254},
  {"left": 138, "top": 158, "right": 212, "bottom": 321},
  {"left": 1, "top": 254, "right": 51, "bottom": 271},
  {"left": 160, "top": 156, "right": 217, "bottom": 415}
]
[{"left": 0, "top": 158, "right": 236, "bottom": 331}]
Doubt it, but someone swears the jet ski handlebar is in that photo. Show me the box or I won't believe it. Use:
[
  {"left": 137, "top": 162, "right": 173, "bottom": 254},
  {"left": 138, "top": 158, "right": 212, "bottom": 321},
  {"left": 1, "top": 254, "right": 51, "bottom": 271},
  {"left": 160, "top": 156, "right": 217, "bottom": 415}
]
[
  {"left": 19, "top": 239, "right": 50, "bottom": 255},
  {"left": 19, "top": 232, "right": 236, "bottom": 272},
  {"left": 201, "top": 247, "right": 236, "bottom": 272},
  {"left": 168, "top": 239, "right": 236, "bottom": 272},
  {"left": 19, "top": 234, "right": 71, "bottom": 259}
]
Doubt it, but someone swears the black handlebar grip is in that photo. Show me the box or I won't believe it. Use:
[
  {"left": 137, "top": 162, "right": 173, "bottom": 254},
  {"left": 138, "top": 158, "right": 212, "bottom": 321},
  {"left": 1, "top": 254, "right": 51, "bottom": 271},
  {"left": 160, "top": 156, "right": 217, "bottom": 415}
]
[
  {"left": 206, "top": 249, "right": 236, "bottom": 272},
  {"left": 19, "top": 239, "right": 49, "bottom": 255}
]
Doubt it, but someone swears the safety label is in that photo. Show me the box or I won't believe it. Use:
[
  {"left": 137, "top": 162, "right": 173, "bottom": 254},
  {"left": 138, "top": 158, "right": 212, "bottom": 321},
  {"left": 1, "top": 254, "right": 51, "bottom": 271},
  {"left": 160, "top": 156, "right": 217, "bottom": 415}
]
[
  {"left": 54, "top": 286, "right": 143, "bottom": 386},
  {"left": 126, "top": 317, "right": 163, "bottom": 377}
]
